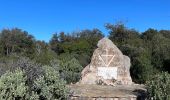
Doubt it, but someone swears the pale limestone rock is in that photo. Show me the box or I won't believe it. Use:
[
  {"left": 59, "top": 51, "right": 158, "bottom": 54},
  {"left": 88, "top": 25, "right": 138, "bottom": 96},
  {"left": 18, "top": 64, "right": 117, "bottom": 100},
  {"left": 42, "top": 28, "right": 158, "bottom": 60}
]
[{"left": 79, "top": 37, "right": 133, "bottom": 85}]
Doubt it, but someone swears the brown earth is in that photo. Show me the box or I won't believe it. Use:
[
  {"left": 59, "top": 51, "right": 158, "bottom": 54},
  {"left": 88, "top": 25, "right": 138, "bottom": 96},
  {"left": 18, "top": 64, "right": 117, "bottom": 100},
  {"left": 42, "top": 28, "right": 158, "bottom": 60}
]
[{"left": 68, "top": 84, "right": 147, "bottom": 99}]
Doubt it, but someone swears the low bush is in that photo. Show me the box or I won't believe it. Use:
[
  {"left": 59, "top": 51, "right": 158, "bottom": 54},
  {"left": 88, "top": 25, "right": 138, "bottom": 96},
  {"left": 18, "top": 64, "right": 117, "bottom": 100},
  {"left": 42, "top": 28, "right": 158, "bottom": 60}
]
[{"left": 147, "top": 72, "right": 170, "bottom": 100}]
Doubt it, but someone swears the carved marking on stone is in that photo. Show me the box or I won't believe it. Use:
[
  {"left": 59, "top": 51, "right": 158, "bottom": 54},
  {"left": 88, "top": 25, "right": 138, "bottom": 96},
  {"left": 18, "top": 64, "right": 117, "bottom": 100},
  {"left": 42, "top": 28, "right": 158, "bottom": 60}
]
[
  {"left": 98, "top": 49, "right": 115, "bottom": 67},
  {"left": 97, "top": 67, "right": 118, "bottom": 79}
]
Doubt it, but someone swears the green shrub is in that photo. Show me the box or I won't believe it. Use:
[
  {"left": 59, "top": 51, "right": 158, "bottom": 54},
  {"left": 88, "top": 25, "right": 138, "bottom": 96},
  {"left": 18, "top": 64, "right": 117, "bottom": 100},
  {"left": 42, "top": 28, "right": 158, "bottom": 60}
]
[
  {"left": 0, "top": 64, "right": 68, "bottom": 100},
  {"left": 0, "top": 69, "right": 28, "bottom": 100},
  {"left": 10, "top": 57, "right": 43, "bottom": 87},
  {"left": 50, "top": 53, "right": 83, "bottom": 84},
  {"left": 60, "top": 57, "right": 83, "bottom": 83},
  {"left": 147, "top": 72, "right": 170, "bottom": 100},
  {"left": 33, "top": 65, "right": 68, "bottom": 100}
]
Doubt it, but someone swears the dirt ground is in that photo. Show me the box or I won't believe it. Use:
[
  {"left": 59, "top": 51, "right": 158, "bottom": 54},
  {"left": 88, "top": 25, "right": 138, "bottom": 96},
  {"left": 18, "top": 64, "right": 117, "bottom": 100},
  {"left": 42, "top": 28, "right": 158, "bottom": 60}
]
[{"left": 68, "top": 84, "right": 147, "bottom": 98}]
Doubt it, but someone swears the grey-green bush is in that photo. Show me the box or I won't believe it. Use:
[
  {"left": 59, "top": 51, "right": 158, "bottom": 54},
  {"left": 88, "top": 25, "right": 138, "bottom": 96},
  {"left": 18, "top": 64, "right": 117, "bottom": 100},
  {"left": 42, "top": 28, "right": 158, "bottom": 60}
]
[
  {"left": 147, "top": 72, "right": 170, "bottom": 100},
  {"left": 0, "top": 69, "right": 29, "bottom": 100},
  {"left": 51, "top": 53, "right": 83, "bottom": 84},
  {"left": 33, "top": 65, "right": 68, "bottom": 100},
  {"left": 0, "top": 65, "right": 68, "bottom": 100}
]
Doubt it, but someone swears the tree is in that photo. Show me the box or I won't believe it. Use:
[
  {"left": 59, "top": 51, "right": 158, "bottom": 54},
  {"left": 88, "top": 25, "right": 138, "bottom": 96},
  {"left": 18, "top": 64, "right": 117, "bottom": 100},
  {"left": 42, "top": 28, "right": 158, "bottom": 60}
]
[
  {"left": 141, "top": 28, "right": 158, "bottom": 40},
  {"left": 49, "top": 33, "right": 61, "bottom": 54},
  {"left": 131, "top": 49, "right": 154, "bottom": 83},
  {"left": 106, "top": 23, "right": 127, "bottom": 44},
  {"left": 141, "top": 29, "right": 170, "bottom": 72},
  {"left": 59, "top": 32, "right": 67, "bottom": 43},
  {"left": 49, "top": 29, "right": 103, "bottom": 67},
  {"left": 151, "top": 34, "right": 170, "bottom": 71},
  {"left": 35, "top": 40, "right": 57, "bottom": 65},
  {"left": 79, "top": 29, "right": 104, "bottom": 52},
  {"left": 120, "top": 44, "right": 154, "bottom": 83},
  {"left": 159, "top": 30, "right": 170, "bottom": 39},
  {"left": 106, "top": 23, "right": 141, "bottom": 48},
  {"left": 0, "top": 29, "right": 13, "bottom": 56},
  {"left": 0, "top": 28, "right": 35, "bottom": 57}
]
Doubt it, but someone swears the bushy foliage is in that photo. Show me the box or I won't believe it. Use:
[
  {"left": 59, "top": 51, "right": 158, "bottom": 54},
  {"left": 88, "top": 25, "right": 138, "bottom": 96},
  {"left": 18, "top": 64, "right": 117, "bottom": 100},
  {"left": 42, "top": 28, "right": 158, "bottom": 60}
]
[
  {"left": 0, "top": 56, "right": 43, "bottom": 78},
  {"left": 129, "top": 47, "right": 155, "bottom": 83},
  {"left": 147, "top": 72, "right": 170, "bottom": 100},
  {"left": 7, "top": 57, "right": 43, "bottom": 87},
  {"left": 0, "top": 69, "right": 28, "bottom": 100},
  {"left": 119, "top": 45, "right": 154, "bottom": 83},
  {"left": 51, "top": 53, "right": 83, "bottom": 84},
  {"left": 33, "top": 66, "right": 68, "bottom": 100},
  {"left": 0, "top": 64, "right": 68, "bottom": 100}
]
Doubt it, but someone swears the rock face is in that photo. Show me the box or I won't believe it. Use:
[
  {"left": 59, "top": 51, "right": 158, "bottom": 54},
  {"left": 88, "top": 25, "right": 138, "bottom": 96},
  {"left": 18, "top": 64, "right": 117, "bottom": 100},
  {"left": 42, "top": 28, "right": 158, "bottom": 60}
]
[{"left": 78, "top": 37, "right": 133, "bottom": 85}]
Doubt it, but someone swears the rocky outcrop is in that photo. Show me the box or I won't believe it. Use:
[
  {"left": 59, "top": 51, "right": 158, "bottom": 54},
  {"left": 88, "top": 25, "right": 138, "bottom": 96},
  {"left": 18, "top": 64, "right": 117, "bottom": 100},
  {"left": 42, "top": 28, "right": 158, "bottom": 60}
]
[{"left": 78, "top": 37, "right": 133, "bottom": 85}]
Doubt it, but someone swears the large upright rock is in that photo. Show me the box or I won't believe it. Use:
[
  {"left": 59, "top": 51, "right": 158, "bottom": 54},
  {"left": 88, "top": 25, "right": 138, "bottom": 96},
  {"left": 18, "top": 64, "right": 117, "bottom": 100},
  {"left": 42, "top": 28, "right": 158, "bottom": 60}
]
[{"left": 79, "top": 37, "right": 133, "bottom": 85}]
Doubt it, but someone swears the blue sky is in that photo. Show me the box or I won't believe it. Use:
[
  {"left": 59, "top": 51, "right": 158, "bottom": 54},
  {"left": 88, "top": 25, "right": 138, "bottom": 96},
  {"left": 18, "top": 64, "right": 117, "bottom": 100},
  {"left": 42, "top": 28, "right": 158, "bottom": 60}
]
[{"left": 0, "top": 0, "right": 170, "bottom": 42}]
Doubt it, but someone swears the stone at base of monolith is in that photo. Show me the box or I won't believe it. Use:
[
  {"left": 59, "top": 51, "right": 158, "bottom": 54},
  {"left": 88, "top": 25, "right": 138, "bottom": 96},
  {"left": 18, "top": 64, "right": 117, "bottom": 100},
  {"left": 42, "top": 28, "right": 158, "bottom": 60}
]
[
  {"left": 78, "top": 37, "right": 133, "bottom": 85},
  {"left": 68, "top": 84, "right": 147, "bottom": 100}
]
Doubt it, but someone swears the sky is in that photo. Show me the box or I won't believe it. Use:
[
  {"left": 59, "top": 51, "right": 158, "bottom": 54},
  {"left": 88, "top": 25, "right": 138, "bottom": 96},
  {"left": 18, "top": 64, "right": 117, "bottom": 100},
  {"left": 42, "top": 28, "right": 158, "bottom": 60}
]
[{"left": 0, "top": 0, "right": 170, "bottom": 42}]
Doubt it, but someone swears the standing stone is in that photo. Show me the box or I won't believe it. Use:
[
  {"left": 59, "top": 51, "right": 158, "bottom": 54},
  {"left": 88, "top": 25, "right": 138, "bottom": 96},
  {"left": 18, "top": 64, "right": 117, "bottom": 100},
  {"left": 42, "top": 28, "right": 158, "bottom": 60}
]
[{"left": 78, "top": 37, "right": 133, "bottom": 85}]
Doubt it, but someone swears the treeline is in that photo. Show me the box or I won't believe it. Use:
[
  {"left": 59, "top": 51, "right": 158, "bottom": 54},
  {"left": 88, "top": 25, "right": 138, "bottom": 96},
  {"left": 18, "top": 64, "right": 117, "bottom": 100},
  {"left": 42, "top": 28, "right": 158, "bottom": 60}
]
[
  {"left": 106, "top": 23, "right": 170, "bottom": 83},
  {"left": 0, "top": 23, "right": 170, "bottom": 99}
]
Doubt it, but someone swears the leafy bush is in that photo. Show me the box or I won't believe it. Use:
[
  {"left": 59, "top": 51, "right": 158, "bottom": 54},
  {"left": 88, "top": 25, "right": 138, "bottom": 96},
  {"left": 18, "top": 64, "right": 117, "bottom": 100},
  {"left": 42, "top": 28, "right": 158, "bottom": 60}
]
[
  {"left": 147, "top": 72, "right": 170, "bottom": 100},
  {"left": 0, "top": 69, "right": 29, "bottom": 100},
  {"left": 10, "top": 57, "right": 43, "bottom": 87},
  {"left": 33, "top": 65, "right": 68, "bottom": 100},
  {"left": 0, "top": 63, "right": 68, "bottom": 100},
  {"left": 51, "top": 53, "right": 83, "bottom": 84},
  {"left": 0, "top": 56, "right": 43, "bottom": 85}
]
